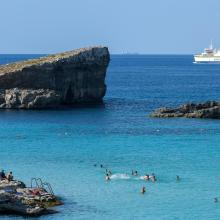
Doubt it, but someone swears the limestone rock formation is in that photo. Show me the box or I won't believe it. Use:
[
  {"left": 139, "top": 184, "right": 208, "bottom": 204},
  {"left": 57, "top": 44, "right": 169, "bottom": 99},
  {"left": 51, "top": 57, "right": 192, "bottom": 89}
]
[
  {"left": 0, "top": 46, "right": 110, "bottom": 109},
  {"left": 0, "top": 178, "right": 62, "bottom": 216},
  {"left": 151, "top": 101, "right": 220, "bottom": 119}
]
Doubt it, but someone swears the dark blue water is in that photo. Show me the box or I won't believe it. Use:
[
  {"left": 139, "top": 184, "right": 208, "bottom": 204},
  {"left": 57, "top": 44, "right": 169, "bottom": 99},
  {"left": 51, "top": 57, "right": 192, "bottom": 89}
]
[{"left": 0, "top": 54, "right": 220, "bottom": 219}]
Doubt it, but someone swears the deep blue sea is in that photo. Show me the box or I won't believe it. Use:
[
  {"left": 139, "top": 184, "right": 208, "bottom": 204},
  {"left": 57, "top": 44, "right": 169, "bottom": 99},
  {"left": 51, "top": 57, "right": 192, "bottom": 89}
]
[{"left": 0, "top": 54, "right": 220, "bottom": 219}]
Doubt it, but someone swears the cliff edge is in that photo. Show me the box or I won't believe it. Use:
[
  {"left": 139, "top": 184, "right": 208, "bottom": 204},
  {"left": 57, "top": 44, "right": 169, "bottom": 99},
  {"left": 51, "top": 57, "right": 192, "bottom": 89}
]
[{"left": 0, "top": 46, "right": 110, "bottom": 109}]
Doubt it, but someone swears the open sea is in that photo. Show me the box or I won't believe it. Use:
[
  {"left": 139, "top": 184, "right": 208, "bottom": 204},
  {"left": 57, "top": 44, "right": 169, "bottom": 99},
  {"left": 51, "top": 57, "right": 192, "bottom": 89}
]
[{"left": 1, "top": 54, "right": 220, "bottom": 220}]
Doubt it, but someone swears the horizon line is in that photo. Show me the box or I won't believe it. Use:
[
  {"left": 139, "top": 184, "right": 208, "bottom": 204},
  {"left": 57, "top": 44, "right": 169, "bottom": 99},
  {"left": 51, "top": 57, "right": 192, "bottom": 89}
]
[{"left": 0, "top": 53, "right": 194, "bottom": 56}]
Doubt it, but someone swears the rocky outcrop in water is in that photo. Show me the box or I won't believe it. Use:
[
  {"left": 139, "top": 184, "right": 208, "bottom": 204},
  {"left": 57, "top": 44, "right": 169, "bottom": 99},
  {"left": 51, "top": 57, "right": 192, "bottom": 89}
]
[
  {"left": 0, "top": 46, "right": 110, "bottom": 109},
  {"left": 0, "top": 178, "right": 62, "bottom": 216},
  {"left": 151, "top": 101, "right": 220, "bottom": 119}
]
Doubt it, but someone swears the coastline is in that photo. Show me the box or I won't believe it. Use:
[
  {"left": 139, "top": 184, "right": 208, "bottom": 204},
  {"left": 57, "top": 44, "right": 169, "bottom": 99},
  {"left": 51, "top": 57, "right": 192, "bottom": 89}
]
[{"left": 1, "top": 54, "right": 220, "bottom": 219}]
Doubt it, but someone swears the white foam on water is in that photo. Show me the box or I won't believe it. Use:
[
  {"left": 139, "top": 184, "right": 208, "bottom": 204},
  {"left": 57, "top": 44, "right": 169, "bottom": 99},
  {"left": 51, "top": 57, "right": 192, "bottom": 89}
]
[
  {"left": 110, "top": 174, "right": 147, "bottom": 181},
  {"left": 139, "top": 176, "right": 145, "bottom": 180},
  {"left": 110, "top": 173, "right": 131, "bottom": 180}
]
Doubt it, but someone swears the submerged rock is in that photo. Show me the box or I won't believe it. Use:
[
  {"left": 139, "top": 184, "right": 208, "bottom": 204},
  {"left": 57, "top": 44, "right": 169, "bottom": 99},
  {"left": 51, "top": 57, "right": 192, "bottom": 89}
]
[
  {"left": 0, "top": 46, "right": 110, "bottom": 109},
  {"left": 151, "top": 101, "right": 220, "bottom": 119}
]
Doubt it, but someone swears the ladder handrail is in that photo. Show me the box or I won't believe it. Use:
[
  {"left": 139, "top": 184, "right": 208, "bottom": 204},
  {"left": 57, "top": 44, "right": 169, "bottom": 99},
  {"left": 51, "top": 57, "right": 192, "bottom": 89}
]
[
  {"left": 31, "top": 178, "right": 39, "bottom": 188},
  {"left": 30, "top": 177, "right": 54, "bottom": 195},
  {"left": 36, "top": 178, "right": 43, "bottom": 188},
  {"left": 42, "top": 182, "right": 54, "bottom": 195}
]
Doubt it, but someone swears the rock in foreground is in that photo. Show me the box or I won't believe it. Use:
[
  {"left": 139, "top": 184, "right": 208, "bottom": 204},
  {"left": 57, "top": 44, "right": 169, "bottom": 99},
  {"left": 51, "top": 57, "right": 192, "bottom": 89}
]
[
  {"left": 0, "top": 46, "right": 110, "bottom": 109},
  {"left": 151, "top": 101, "right": 220, "bottom": 119},
  {"left": 0, "top": 178, "right": 62, "bottom": 216}
]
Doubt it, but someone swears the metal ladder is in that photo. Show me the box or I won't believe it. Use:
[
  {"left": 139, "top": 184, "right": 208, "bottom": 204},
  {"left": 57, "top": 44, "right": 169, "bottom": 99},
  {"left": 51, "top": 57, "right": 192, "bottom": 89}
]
[
  {"left": 31, "top": 178, "right": 43, "bottom": 188},
  {"left": 42, "top": 182, "right": 54, "bottom": 195},
  {"left": 31, "top": 178, "right": 54, "bottom": 195}
]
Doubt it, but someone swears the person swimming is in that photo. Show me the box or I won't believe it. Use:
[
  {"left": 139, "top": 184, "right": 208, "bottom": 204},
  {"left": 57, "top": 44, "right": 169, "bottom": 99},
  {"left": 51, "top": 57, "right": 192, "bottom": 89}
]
[
  {"left": 141, "top": 186, "right": 146, "bottom": 194},
  {"left": 105, "top": 173, "right": 110, "bottom": 181},
  {"left": 144, "top": 174, "right": 150, "bottom": 181},
  {"left": 105, "top": 169, "right": 112, "bottom": 176},
  {"left": 214, "top": 198, "right": 218, "bottom": 203},
  {"left": 150, "top": 173, "right": 157, "bottom": 182},
  {"left": 176, "top": 175, "right": 180, "bottom": 181},
  {"left": 131, "top": 170, "right": 138, "bottom": 176},
  {"left": 134, "top": 171, "right": 138, "bottom": 176}
]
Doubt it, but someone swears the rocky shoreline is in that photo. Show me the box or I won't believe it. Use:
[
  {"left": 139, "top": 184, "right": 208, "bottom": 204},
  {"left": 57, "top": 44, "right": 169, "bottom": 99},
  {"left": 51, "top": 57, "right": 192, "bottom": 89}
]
[
  {"left": 0, "top": 177, "right": 62, "bottom": 216},
  {"left": 0, "top": 46, "right": 110, "bottom": 109},
  {"left": 151, "top": 101, "right": 220, "bottom": 119}
]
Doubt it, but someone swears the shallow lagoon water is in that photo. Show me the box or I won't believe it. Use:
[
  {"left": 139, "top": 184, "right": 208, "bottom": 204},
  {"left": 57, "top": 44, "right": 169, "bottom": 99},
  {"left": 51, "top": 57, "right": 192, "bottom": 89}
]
[{"left": 0, "top": 55, "right": 220, "bottom": 219}]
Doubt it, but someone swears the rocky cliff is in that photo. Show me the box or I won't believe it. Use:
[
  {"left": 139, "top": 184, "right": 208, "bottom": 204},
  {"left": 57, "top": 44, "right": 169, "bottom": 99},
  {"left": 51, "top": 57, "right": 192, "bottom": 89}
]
[
  {"left": 0, "top": 46, "right": 110, "bottom": 109},
  {"left": 151, "top": 101, "right": 220, "bottom": 119}
]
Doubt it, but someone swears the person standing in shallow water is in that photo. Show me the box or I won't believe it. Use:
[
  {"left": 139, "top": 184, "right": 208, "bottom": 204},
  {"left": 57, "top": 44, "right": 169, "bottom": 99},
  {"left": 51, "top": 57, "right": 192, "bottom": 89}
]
[{"left": 141, "top": 186, "right": 146, "bottom": 194}]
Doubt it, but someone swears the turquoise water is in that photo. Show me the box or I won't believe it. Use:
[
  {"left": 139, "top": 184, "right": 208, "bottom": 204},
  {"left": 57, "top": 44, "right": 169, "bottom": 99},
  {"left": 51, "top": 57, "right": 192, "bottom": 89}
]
[{"left": 1, "top": 55, "right": 220, "bottom": 219}]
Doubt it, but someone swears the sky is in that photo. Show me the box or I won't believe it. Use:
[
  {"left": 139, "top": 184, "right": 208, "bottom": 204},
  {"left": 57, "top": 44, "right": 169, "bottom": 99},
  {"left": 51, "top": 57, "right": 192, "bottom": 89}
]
[{"left": 0, "top": 0, "right": 220, "bottom": 54}]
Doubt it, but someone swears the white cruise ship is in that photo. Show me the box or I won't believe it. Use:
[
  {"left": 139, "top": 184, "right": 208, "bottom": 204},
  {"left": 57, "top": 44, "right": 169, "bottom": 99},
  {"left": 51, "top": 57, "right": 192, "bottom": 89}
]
[{"left": 194, "top": 42, "right": 220, "bottom": 63}]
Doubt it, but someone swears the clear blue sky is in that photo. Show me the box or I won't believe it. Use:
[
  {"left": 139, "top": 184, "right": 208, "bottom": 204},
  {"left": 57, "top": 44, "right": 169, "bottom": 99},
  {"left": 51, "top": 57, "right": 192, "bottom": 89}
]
[{"left": 0, "top": 0, "right": 219, "bottom": 54}]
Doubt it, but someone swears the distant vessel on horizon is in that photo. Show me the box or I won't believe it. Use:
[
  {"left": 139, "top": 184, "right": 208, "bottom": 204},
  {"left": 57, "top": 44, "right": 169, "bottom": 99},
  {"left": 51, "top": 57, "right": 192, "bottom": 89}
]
[{"left": 194, "top": 41, "right": 220, "bottom": 63}]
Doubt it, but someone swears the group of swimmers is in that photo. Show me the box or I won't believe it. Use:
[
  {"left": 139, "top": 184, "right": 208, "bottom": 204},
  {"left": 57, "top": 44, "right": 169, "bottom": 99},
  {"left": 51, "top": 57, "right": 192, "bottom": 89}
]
[
  {"left": 0, "top": 169, "right": 14, "bottom": 182},
  {"left": 140, "top": 174, "right": 180, "bottom": 194},
  {"left": 95, "top": 164, "right": 220, "bottom": 201},
  {"left": 95, "top": 163, "right": 182, "bottom": 194},
  {"left": 141, "top": 173, "right": 157, "bottom": 182},
  {"left": 105, "top": 168, "right": 158, "bottom": 182}
]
